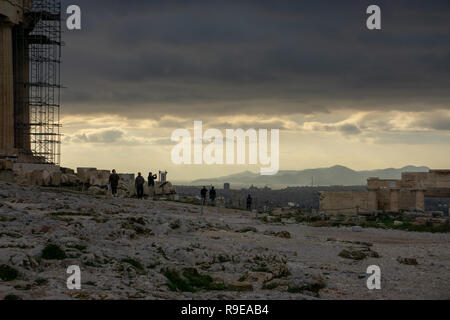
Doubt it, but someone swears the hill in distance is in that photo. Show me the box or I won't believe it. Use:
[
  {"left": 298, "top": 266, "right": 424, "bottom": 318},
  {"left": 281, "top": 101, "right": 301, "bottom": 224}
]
[{"left": 190, "top": 165, "right": 430, "bottom": 188}]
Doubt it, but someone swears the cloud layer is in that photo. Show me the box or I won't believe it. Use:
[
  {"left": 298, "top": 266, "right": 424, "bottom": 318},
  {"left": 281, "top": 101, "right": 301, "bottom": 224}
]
[
  {"left": 62, "top": 0, "right": 450, "bottom": 119},
  {"left": 58, "top": 1, "right": 450, "bottom": 178}
]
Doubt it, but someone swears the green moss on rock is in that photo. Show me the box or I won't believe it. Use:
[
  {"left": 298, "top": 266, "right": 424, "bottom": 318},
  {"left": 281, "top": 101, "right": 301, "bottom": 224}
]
[
  {"left": 42, "top": 244, "right": 67, "bottom": 260},
  {"left": 0, "top": 265, "right": 19, "bottom": 281}
]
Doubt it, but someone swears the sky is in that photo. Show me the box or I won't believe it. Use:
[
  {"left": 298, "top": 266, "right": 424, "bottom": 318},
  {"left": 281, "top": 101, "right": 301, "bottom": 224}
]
[{"left": 60, "top": 0, "right": 450, "bottom": 181}]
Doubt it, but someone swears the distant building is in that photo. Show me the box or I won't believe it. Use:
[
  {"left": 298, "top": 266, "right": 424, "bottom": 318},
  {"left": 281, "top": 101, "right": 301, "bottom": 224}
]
[{"left": 320, "top": 170, "right": 450, "bottom": 214}]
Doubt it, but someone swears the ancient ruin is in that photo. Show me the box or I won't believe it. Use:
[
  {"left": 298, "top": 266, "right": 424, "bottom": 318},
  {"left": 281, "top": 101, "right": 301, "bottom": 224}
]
[
  {"left": 0, "top": 1, "right": 176, "bottom": 196},
  {"left": 1, "top": 0, "right": 61, "bottom": 164},
  {"left": 320, "top": 170, "right": 450, "bottom": 214}
]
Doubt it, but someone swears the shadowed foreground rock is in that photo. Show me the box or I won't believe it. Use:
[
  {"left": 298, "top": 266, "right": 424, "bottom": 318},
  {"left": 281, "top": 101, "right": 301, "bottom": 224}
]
[{"left": 0, "top": 181, "right": 449, "bottom": 300}]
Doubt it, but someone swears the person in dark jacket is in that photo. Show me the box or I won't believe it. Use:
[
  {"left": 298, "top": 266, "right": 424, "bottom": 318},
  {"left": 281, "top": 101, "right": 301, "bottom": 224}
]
[
  {"left": 246, "top": 194, "right": 252, "bottom": 210},
  {"left": 109, "top": 169, "right": 120, "bottom": 197},
  {"left": 200, "top": 186, "right": 208, "bottom": 205},
  {"left": 209, "top": 187, "right": 216, "bottom": 205},
  {"left": 135, "top": 172, "right": 145, "bottom": 199}
]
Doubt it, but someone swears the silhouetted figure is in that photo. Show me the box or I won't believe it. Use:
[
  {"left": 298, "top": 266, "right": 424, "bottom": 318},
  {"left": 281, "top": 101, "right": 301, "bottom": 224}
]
[
  {"left": 135, "top": 172, "right": 145, "bottom": 200},
  {"left": 109, "top": 169, "right": 120, "bottom": 197},
  {"left": 148, "top": 172, "right": 157, "bottom": 187},
  {"left": 200, "top": 186, "right": 208, "bottom": 205},
  {"left": 246, "top": 194, "right": 252, "bottom": 210},
  {"left": 209, "top": 187, "right": 216, "bottom": 205}
]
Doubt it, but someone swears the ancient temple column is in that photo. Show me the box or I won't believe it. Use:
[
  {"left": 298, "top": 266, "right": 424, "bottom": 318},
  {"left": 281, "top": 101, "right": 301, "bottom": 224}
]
[
  {"left": 389, "top": 188, "right": 400, "bottom": 212},
  {"left": 414, "top": 189, "right": 425, "bottom": 212},
  {"left": 23, "top": 39, "right": 30, "bottom": 152},
  {"left": 13, "top": 24, "right": 31, "bottom": 153},
  {"left": 0, "top": 20, "right": 16, "bottom": 155},
  {"left": 368, "top": 188, "right": 378, "bottom": 211}
]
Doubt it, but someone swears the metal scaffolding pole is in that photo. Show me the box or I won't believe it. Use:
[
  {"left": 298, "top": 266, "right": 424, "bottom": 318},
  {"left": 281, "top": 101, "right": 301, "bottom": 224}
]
[{"left": 24, "top": 0, "right": 62, "bottom": 165}]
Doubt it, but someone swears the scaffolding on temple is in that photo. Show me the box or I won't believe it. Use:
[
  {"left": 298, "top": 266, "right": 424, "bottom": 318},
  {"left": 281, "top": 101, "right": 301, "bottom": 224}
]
[{"left": 25, "top": 0, "right": 62, "bottom": 165}]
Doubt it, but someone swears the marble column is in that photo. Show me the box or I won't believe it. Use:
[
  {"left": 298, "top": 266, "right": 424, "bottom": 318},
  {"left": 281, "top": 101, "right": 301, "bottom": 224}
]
[
  {"left": 0, "top": 20, "right": 16, "bottom": 155},
  {"left": 368, "top": 188, "right": 378, "bottom": 211},
  {"left": 389, "top": 188, "right": 400, "bottom": 212},
  {"left": 13, "top": 24, "right": 31, "bottom": 153},
  {"left": 414, "top": 189, "right": 425, "bottom": 212}
]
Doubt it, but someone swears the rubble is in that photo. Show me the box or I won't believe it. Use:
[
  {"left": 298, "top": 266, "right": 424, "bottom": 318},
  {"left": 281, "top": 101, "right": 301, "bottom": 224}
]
[
  {"left": 338, "top": 247, "right": 380, "bottom": 260},
  {"left": 397, "top": 257, "right": 419, "bottom": 266},
  {"left": 227, "top": 283, "right": 253, "bottom": 292}
]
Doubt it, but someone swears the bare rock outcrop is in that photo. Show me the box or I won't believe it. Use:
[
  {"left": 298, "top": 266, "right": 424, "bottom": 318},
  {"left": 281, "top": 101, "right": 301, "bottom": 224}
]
[{"left": 0, "top": 181, "right": 448, "bottom": 300}]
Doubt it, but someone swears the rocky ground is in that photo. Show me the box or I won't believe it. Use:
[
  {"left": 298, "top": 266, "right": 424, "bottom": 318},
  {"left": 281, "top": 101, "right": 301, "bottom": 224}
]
[{"left": 0, "top": 181, "right": 449, "bottom": 300}]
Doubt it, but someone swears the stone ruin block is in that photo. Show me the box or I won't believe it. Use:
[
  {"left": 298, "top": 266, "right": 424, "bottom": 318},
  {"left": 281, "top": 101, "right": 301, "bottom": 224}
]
[
  {"left": 11, "top": 163, "right": 62, "bottom": 187},
  {"left": 77, "top": 168, "right": 112, "bottom": 186},
  {"left": 154, "top": 182, "right": 176, "bottom": 196},
  {"left": 89, "top": 170, "right": 111, "bottom": 187},
  {"left": 0, "top": 159, "right": 14, "bottom": 170},
  {"left": 13, "top": 163, "right": 60, "bottom": 174},
  {"left": 118, "top": 173, "right": 135, "bottom": 182},
  {"left": 19, "top": 170, "right": 37, "bottom": 186},
  {"left": 20, "top": 169, "right": 62, "bottom": 187},
  {"left": 88, "top": 186, "right": 107, "bottom": 196},
  {"left": 61, "top": 173, "right": 80, "bottom": 186},
  {"left": 50, "top": 171, "right": 61, "bottom": 186},
  {"left": 77, "top": 167, "right": 98, "bottom": 184},
  {"left": 61, "top": 167, "right": 75, "bottom": 175}
]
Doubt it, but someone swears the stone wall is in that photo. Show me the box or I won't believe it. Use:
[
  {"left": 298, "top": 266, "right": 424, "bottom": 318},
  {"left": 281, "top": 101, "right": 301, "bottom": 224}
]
[
  {"left": 431, "top": 170, "right": 450, "bottom": 188},
  {"left": 377, "top": 189, "right": 391, "bottom": 211},
  {"left": 321, "top": 170, "right": 450, "bottom": 215},
  {"left": 399, "top": 190, "right": 416, "bottom": 211},
  {"left": 319, "top": 191, "right": 368, "bottom": 215},
  {"left": 368, "top": 178, "right": 399, "bottom": 189},
  {"left": 400, "top": 170, "right": 450, "bottom": 189},
  {"left": 13, "top": 162, "right": 60, "bottom": 174}
]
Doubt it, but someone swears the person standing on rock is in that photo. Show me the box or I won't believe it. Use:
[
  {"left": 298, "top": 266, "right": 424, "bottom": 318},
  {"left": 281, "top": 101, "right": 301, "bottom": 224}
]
[
  {"left": 109, "top": 169, "right": 120, "bottom": 197},
  {"left": 135, "top": 172, "right": 145, "bottom": 200},
  {"left": 148, "top": 172, "right": 157, "bottom": 196},
  {"left": 201, "top": 186, "right": 208, "bottom": 205},
  {"left": 209, "top": 186, "right": 217, "bottom": 206},
  {"left": 148, "top": 172, "right": 157, "bottom": 188}
]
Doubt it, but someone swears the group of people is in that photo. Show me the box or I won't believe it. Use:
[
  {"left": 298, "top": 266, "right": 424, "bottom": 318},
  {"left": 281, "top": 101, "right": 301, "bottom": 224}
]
[
  {"left": 108, "top": 170, "right": 158, "bottom": 199},
  {"left": 109, "top": 170, "right": 254, "bottom": 210},
  {"left": 135, "top": 172, "right": 159, "bottom": 199},
  {"left": 200, "top": 186, "right": 253, "bottom": 211},
  {"left": 200, "top": 186, "right": 216, "bottom": 205}
]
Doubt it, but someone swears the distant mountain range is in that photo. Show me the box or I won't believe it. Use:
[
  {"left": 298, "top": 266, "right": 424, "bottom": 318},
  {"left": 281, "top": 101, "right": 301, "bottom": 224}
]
[{"left": 191, "top": 165, "right": 430, "bottom": 188}]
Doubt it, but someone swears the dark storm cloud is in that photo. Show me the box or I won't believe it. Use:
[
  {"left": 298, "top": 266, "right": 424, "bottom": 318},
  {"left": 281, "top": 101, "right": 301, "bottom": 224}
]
[
  {"left": 309, "top": 123, "right": 362, "bottom": 136},
  {"left": 61, "top": 0, "right": 450, "bottom": 118},
  {"left": 338, "top": 124, "right": 362, "bottom": 136},
  {"left": 414, "top": 114, "right": 450, "bottom": 131}
]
